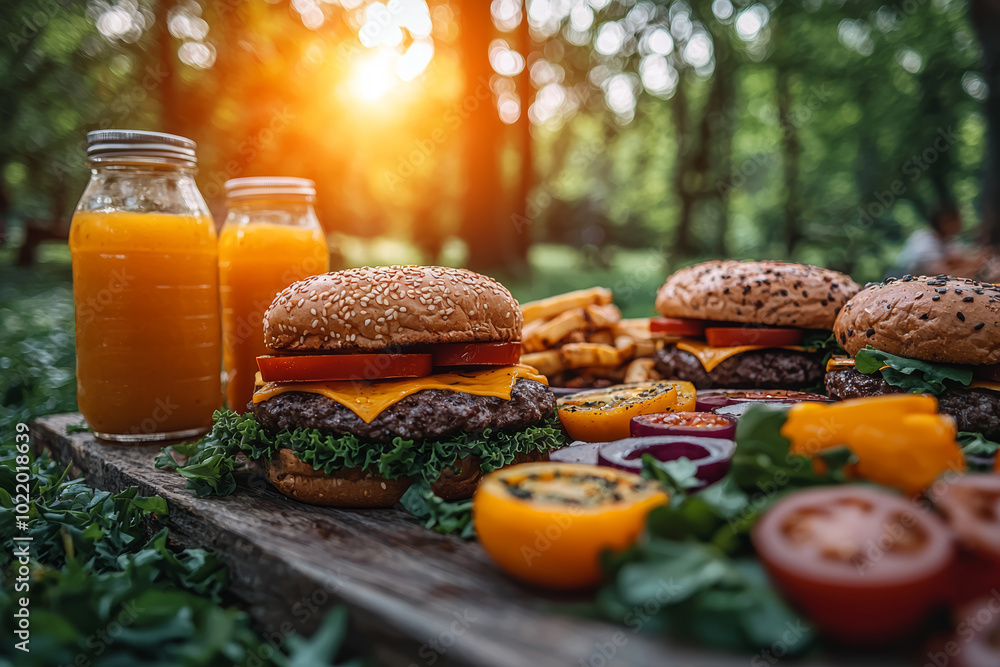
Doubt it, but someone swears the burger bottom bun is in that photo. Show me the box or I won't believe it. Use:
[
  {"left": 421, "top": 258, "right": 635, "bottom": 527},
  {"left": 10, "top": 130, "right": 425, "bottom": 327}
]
[
  {"left": 264, "top": 448, "right": 409, "bottom": 507},
  {"left": 431, "top": 450, "right": 549, "bottom": 501},
  {"left": 263, "top": 448, "right": 550, "bottom": 507}
]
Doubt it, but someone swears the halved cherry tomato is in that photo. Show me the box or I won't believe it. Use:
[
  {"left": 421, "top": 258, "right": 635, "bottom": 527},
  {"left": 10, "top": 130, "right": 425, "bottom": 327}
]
[
  {"left": 257, "top": 353, "right": 432, "bottom": 383},
  {"left": 556, "top": 381, "right": 696, "bottom": 442},
  {"left": 430, "top": 342, "right": 521, "bottom": 367},
  {"left": 753, "top": 486, "right": 954, "bottom": 645},
  {"left": 931, "top": 474, "right": 1000, "bottom": 606},
  {"left": 649, "top": 317, "right": 706, "bottom": 337},
  {"left": 473, "top": 462, "right": 668, "bottom": 589},
  {"left": 629, "top": 411, "right": 737, "bottom": 440},
  {"left": 704, "top": 327, "right": 804, "bottom": 347}
]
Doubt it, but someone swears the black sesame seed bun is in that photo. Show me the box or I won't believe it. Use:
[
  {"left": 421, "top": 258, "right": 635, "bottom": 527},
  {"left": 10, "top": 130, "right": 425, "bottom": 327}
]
[
  {"left": 833, "top": 275, "right": 1000, "bottom": 366},
  {"left": 655, "top": 260, "right": 860, "bottom": 330},
  {"left": 263, "top": 266, "right": 523, "bottom": 352}
]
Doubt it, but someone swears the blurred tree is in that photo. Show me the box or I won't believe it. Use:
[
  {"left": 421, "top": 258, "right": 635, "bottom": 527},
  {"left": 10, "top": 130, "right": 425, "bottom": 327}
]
[
  {"left": 0, "top": 0, "right": 990, "bottom": 281},
  {"left": 971, "top": 0, "right": 1000, "bottom": 248}
]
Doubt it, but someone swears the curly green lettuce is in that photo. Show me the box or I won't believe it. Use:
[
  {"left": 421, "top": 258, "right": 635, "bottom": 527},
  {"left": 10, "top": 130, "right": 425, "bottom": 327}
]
[
  {"left": 156, "top": 409, "right": 566, "bottom": 499},
  {"left": 854, "top": 346, "right": 974, "bottom": 395}
]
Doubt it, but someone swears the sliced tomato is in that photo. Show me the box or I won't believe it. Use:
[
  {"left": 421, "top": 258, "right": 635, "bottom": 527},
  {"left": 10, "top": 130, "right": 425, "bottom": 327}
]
[
  {"left": 257, "top": 353, "right": 432, "bottom": 383},
  {"left": 931, "top": 474, "right": 1000, "bottom": 606},
  {"left": 474, "top": 462, "right": 668, "bottom": 589},
  {"left": 649, "top": 317, "right": 706, "bottom": 337},
  {"left": 704, "top": 327, "right": 804, "bottom": 347},
  {"left": 556, "top": 381, "right": 696, "bottom": 442},
  {"left": 753, "top": 486, "right": 954, "bottom": 645},
  {"left": 431, "top": 342, "right": 521, "bottom": 367}
]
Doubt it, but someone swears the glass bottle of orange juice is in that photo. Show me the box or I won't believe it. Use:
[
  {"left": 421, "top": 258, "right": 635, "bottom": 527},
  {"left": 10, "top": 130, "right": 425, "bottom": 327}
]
[
  {"left": 70, "top": 130, "right": 222, "bottom": 442},
  {"left": 219, "top": 177, "right": 329, "bottom": 412}
]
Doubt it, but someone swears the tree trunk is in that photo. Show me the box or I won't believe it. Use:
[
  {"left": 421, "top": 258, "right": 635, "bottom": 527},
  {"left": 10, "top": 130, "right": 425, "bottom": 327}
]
[
  {"left": 671, "top": 76, "right": 695, "bottom": 256},
  {"left": 971, "top": 0, "right": 1000, "bottom": 247},
  {"left": 511, "top": 0, "right": 533, "bottom": 266},
  {"left": 777, "top": 69, "right": 801, "bottom": 255},
  {"left": 458, "top": 0, "right": 511, "bottom": 272},
  {"left": 156, "top": 0, "right": 179, "bottom": 134}
]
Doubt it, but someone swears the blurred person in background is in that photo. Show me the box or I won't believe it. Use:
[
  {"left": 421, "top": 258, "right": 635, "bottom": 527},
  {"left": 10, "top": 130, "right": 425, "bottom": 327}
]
[{"left": 891, "top": 202, "right": 992, "bottom": 279}]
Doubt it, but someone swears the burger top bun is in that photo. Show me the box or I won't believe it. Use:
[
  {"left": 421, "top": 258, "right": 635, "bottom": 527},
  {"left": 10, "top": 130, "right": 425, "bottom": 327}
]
[
  {"left": 264, "top": 265, "right": 522, "bottom": 352},
  {"left": 655, "top": 260, "right": 860, "bottom": 330},
  {"left": 833, "top": 275, "right": 1000, "bottom": 365}
]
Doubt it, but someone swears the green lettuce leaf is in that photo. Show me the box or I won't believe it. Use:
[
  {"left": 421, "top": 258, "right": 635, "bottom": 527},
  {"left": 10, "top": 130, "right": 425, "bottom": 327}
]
[
  {"left": 854, "top": 346, "right": 973, "bottom": 394},
  {"left": 157, "top": 409, "right": 565, "bottom": 499},
  {"left": 399, "top": 482, "right": 475, "bottom": 539},
  {"left": 959, "top": 431, "right": 1000, "bottom": 471}
]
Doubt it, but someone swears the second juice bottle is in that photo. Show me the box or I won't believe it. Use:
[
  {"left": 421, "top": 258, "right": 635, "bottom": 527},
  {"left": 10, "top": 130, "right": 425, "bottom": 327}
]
[{"left": 219, "top": 177, "right": 329, "bottom": 412}]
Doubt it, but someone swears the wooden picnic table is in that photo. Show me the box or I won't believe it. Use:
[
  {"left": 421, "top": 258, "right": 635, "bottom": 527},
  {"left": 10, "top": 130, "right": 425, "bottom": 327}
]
[{"left": 33, "top": 413, "right": 902, "bottom": 667}]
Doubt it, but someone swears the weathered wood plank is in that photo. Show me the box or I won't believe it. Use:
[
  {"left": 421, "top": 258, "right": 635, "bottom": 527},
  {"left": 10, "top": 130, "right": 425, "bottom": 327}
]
[{"left": 32, "top": 413, "right": 899, "bottom": 667}]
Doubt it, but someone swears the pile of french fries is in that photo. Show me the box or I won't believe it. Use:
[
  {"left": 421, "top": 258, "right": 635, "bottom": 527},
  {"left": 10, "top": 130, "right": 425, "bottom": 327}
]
[{"left": 519, "top": 287, "right": 665, "bottom": 387}]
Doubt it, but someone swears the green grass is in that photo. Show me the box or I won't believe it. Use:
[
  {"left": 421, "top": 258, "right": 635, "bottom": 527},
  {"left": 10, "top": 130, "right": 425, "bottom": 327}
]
[{"left": 0, "top": 244, "right": 77, "bottom": 432}]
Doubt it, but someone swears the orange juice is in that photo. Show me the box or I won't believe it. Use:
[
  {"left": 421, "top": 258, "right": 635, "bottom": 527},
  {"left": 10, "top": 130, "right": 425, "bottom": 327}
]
[
  {"left": 70, "top": 211, "right": 223, "bottom": 438},
  {"left": 219, "top": 222, "right": 328, "bottom": 411}
]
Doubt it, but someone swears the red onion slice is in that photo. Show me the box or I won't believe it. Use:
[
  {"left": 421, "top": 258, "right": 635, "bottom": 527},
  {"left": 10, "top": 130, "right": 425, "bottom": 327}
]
[
  {"left": 548, "top": 441, "right": 601, "bottom": 465},
  {"left": 695, "top": 389, "right": 831, "bottom": 412},
  {"left": 597, "top": 436, "right": 736, "bottom": 490},
  {"left": 630, "top": 412, "right": 737, "bottom": 440}
]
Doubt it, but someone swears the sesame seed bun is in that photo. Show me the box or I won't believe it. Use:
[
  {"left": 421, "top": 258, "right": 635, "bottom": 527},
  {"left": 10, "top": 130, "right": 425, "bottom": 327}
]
[
  {"left": 264, "top": 266, "right": 522, "bottom": 352},
  {"left": 655, "top": 260, "right": 860, "bottom": 330},
  {"left": 833, "top": 275, "right": 1000, "bottom": 365}
]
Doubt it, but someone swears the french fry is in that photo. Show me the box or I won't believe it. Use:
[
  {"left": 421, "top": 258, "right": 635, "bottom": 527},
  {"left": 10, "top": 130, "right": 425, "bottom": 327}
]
[
  {"left": 520, "top": 317, "right": 547, "bottom": 347},
  {"left": 611, "top": 317, "right": 652, "bottom": 340},
  {"left": 522, "top": 308, "right": 589, "bottom": 352},
  {"left": 562, "top": 329, "right": 588, "bottom": 344},
  {"left": 624, "top": 358, "right": 661, "bottom": 383},
  {"left": 586, "top": 329, "right": 615, "bottom": 346},
  {"left": 560, "top": 343, "right": 621, "bottom": 369},
  {"left": 584, "top": 303, "right": 622, "bottom": 328},
  {"left": 578, "top": 364, "right": 627, "bottom": 381},
  {"left": 633, "top": 337, "right": 659, "bottom": 358},
  {"left": 520, "top": 350, "right": 564, "bottom": 377},
  {"left": 520, "top": 287, "right": 613, "bottom": 323},
  {"left": 614, "top": 334, "right": 636, "bottom": 360}
]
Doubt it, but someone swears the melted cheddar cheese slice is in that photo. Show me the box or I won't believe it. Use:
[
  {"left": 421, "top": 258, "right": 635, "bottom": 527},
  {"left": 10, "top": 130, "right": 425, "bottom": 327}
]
[
  {"left": 674, "top": 338, "right": 809, "bottom": 372},
  {"left": 252, "top": 364, "right": 548, "bottom": 423}
]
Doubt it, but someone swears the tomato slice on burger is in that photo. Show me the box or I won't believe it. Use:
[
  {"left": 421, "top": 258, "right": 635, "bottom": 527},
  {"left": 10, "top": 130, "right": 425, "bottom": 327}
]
[
  {"left": 430, "top": 342, "right": 521, "bottom": 367},
  {"left": 650, "top": 317, "right": 706, "bottom": 337},
  {"left": 473, "top": 462, "right": 668, "bottom": 589},
  {"left": 752, "top": 486, "right": 954, "bottom": 645},
  {"left": 930, "top": 474, "right": 1000, "bottom": 606},
  {"left": 556, "top": 381, "right": 696, "bottom": 442},
  {"left": 257, "top": 353, "right": 432, "bottom": 383},
  {"left": 704, "top": 327, "right": 804, "bottom": 347}
]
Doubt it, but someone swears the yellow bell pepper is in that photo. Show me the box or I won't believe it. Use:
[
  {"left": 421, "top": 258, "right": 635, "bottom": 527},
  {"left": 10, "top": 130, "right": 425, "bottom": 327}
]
[
  {"left": 780, "top": 395, "right": 965, "bottom": 494},
  {"left": 783, "top": 394, "right": 938, "bottom": 457}
]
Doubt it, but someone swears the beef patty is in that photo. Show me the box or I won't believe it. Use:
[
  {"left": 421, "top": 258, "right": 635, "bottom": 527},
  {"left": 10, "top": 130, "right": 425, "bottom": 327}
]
[
  {"left": 825, "top": 369, "right": 1000, "bottom": 439},
  {"left": 250, "top": 378, "right": 556, "bottom": 442},
  {"left": 655, "top": 345, "right": 824, "bottom": 389}
]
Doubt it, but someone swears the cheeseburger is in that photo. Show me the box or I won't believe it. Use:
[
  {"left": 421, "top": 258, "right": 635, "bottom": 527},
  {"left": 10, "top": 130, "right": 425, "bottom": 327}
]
[
  {"left": 238, "top": 266, "right": 562, "bottom": 507},
  {"left": 826, "top": 275, "right": 1000, "bottom": 438},
  {"left": 652, "top": 260, "right": 860, "bottom": 389}
]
